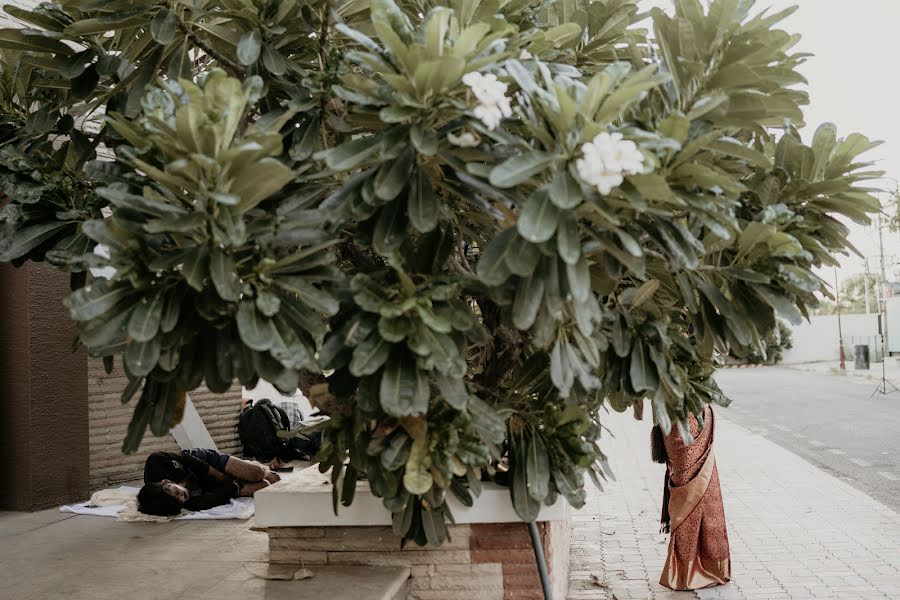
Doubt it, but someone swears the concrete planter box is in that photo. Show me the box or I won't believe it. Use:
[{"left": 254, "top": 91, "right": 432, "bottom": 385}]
[{"left": 256, "top": 467, "right": 571, "bottom": 600}]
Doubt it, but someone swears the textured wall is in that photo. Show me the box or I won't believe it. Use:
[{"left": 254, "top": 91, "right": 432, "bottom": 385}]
[
  {"left": 88, "top": 359, "right": 243, "bottom": 489},
  {"left": 0, "top": 263, "right": 90, "bottom": 510},
  {"left": 268, "top": 521, "right": 571, "bottom": 600}
]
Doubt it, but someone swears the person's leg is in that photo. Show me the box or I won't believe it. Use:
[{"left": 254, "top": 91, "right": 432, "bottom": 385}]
[
  {"left": 237, "top": 479, "right": 270, "bottom": 497},
  {"left": 222, "top": 455, "right": 268, "bottom": 482}
]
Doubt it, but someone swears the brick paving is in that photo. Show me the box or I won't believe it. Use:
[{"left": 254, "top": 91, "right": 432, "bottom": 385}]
[{"left": 567, "top": 410, "right": 900, "bottom": 599}]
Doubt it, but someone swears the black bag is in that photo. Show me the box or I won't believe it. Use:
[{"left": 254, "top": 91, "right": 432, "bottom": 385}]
[{"left": 239, "top": 399, "right": 320, "bottom": 462}]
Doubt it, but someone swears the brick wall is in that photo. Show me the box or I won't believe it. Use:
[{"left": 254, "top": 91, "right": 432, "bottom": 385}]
[
  {"left": 88, "top": 358, "right": 242, "bottom": 489},
  {"left": 268, "top": 521, "right": 570, "bottom": 600}
]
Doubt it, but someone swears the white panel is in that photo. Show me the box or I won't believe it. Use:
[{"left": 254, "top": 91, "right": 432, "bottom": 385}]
[{"left": 170, "top": 395, "right": 218, "bottom": 451}]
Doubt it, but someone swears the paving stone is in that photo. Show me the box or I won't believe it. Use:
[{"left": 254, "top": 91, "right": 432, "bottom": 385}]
[{"left": 566, "top": 411, "right": 900, "bottom": 599}]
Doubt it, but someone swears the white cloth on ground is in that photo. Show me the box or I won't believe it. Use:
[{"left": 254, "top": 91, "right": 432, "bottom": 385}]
[{"left": 60, "top": 486, "right": 255, "bottom": 522}]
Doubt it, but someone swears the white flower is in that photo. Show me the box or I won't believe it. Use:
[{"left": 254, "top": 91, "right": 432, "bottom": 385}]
[
  {"left": 519, "top": 48, "right": 533, "bottom": 60},
  {"left": 447, "top": 131, "right": 481, "bottom": 147},
  {"left": 462, "top": 72, "right": 508, "bottom": 105},
  {"left": 463, "top": 71, "right": 513, "bottom": 130},
  {"left": 575, "top": 132, "right": 645, "bottom": 195}
]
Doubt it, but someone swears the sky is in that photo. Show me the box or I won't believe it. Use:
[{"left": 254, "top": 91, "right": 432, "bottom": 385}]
[{"left": 640, "top": 0, "right": 900, "bottom": 288}]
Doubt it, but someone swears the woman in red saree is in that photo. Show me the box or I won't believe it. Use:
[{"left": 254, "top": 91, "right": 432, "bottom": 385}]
[{"left": 653, "top": 404, "right": 731, "bottom": 591}]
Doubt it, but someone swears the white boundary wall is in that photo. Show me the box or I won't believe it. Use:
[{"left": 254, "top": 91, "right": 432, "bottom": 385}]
[{"left": 782, "top": 314, "right": 879, "bottom": 364}]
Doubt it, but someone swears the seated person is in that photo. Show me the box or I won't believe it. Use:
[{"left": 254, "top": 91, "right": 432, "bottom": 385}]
[{"left": 137, "top": 448, "right": 280, "bottom": 516}]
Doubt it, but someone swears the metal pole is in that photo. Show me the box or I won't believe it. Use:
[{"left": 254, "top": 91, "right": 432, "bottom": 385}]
[
  {"left": 835, "top": 266, "right": 845, "bottom": 371},
  {"left": 528, "top": 522, "right": 553, "bottom": 600},
  {"left": 865, "top": 258, "right": 872, "bottom": 315},
  {"left": 879, "top": 214, "right": 890, "bottom": 356}
]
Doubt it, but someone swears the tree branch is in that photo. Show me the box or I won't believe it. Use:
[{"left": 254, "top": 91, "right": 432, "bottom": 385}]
[{"left": 173, "top": 17, "right": 245, "bottom": 78}]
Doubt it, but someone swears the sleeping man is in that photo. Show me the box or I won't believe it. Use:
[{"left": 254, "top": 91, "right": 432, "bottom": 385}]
[{"left": 137, "top": 448, "right": 281, "bottom": 516}]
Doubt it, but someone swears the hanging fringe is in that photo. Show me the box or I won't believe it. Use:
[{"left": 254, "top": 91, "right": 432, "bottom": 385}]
[
  {"left": 651, "top": 424, "right": 668, "bottom": 464},
  {"left": 660, "top": 471, "right": 671, "bottom": 534}
]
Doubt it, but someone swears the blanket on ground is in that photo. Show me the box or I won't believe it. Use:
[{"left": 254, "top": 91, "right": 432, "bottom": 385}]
[{"left": 60, "top": 486, "right": 254, "bottom": 522}]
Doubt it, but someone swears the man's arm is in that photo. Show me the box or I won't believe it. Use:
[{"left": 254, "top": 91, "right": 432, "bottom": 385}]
[{"left": 183, "top": 481, "right": 240, "bottom": 512}]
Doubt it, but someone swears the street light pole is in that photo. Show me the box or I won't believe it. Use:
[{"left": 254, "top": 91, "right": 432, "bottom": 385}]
[
  {"left": 878, "top": 213, "right": 890, "bottom": 356},
  {"left": 835, "top": 266, "right": 845, "bottom": 371},
  {"left": 865, "top": 258, "right": 872, "bottom": 315}
]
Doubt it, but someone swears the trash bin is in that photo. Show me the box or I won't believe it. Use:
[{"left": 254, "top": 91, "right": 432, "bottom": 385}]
[{"left": 854, "top": 344, "right": 870, "bottom": 370}]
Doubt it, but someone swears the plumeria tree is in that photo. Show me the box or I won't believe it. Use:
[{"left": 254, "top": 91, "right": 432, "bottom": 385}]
[{"left": 0, "top": 0, "right": 883, "bottom": 545}]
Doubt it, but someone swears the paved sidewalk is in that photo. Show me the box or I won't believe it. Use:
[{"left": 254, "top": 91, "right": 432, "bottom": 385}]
[
  {"left": 783, "top": 359, "right": 900, "bottom": 384},
  {"left": 567, "top": 410, "right": 900, "bottom": 600}
]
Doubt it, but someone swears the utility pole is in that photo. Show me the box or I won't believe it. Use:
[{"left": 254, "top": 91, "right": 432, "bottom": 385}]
[
  {"left": 865, "top": 258, "right": 872, "bottom": 315},
  {"left": 835, "top": 266, "right": 846, "bottom": 371},
  {"left": 878, "top": 213, "right": 890, "bottom": 356}
]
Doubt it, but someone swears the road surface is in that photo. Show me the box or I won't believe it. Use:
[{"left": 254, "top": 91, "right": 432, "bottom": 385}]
[{"left": 715, "top": 366, "right": 900, "bottom": 512}]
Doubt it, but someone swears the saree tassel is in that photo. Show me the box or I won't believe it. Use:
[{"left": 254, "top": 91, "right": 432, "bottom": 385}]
[
  {"left": 651, "top": 425, "right": 668, "bottom": 464},
  {"left": 660, "top": 471, "right": 671, "bottom": 534}
]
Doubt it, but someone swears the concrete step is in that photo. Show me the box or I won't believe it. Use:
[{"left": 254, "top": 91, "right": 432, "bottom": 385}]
[{"left": 236, "top": 564, "right": 411, "bottom": 600}]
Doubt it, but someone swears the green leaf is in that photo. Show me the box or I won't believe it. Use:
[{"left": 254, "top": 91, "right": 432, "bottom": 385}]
[
  {"left": 335, "top": 23, "right": 381, "bottom": 51},
  {"left": 382, "top": 431, "right": 412, "bottom": 470},
  {"left": 565, "top": 256, "right": 591, "bottom": 302},
  {"left": 754, "top": 287, "right": 803, "bottom": 325},
  {"left": 373, "top": 200, "right": 408, "bottom": 256},
  {"left": 434, "top": 372, "right": 468, "bottom": 409},
  {"left": 811, "top": 122, "right": 837, "bottom": 179},
  {"left": 549, "top": 171, "right": 582, "bottom": 209},
  {"left": 0, "top": 222, "right": 67, "bottom": 261},
  {"left": 518, "top": 191, "right": 560, "bottom": 243},
  {"left": 380, "top": 352, "right": 426, "bottom": 416},
  {"left": 274, "top": 276, "right": 339, "bottom": 316},
  {"left": 127, "top": 290, "right": 165, "bottom": 343},
  {"left": 324, "top": 136, "right": 383, "bottom": 170},
  {"left": 150, "top": 8, "right": 178, "bottom": 45},
  {"left": 403, "top": 438, "right": 434, "bottom": 495},
  {"left": 237, "top": 29, "right": 263, "bottom": 65},
  {"left": 632, "top": 279, "right": 660, "bottom": 307},
  {"left": 122, "top": 392, "right": 151, "bottom": 454},
  {"left": 0, "top": 28, "right": 72, "bottom": 53},
  {"left": 476, "top": 228, "right": 516, "bottom": 286},
  {"left": 236, "top": 301, "right": 277, "bottom": 351},
  {"left": 506, "top": 235, "right": 540, "bottom": 277},
  {"left": 415, "top": 305, "right": 452, "bottom": 333},
  {"left": 512, "top": 272, "right": 544, "bottom": 331},
  {"left": 350, "top": 333, "right": 392, "bottom": 376},
  {"left": 556, "top": 212, "right": 581, "bottom": 265},
  {"left": 408, "top": 169, "right": 439, "bottom": 233},
  {"left": 210, "top": 250, "right": 242, "bottom": 302},
  {"left": 66, "top": 280, "right": 133, "bottom": 321},
  {"left": 410, "top": 126, "right": 438, "bottom": 156},
  {"left": 629, "top": 338, "right": 658, "bottom": 393},
  {"left": 525, "top": 433, "right": 550, "bottom": 502},
  {"left": 233, "top": 158, "right": 295, "bottom": 212},
  {"left": 510, "top": 436, "right": 540, "bottom": 521},
  {"left": 738, "top": 222, "right": 776, "bottom": 258},
  {"left": 125, "top": 338, "right": 161, "bottom": 377},
  {"left": 379, "top": 315, "right": 413, "bottom": 342},
  {"left": 375, "top": 149, "right": 414, "bottom": 201},
  {"left": 489, "top": 151, "right": 555, "bottom": 188},
  {"left": 262, "top": 45, "right": 288, "bottom": 75},
  {"left": 182, "top": 246, "right": 209, "bottom": 292},
  {"left": 467, "top": 396, "right": 506, "bottom": 443},
  {"left": 255, "top": 290, "right": 281, "bottom": 317}
]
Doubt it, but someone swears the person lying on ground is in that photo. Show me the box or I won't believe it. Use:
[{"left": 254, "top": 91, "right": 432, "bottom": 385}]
[{"left": 137, "top": 448, "right": 281, "bottom": 516}]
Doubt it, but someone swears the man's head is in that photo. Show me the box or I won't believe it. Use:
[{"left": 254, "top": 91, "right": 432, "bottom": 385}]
[{"left": 137, "top": 480, "right": 190, "bottom": 516}]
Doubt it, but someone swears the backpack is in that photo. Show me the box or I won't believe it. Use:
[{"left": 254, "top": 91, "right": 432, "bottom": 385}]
[
  {"left": 239, "top": 399, "right": 291, "bottom": 462},
  {"left": 238, "top": 399, "right": 320, "bottom": 462}
]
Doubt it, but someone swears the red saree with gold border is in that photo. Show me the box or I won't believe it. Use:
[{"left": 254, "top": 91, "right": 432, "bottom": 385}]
[{"left": 659, "top": 405, "right": 731, "bottom": 591}]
